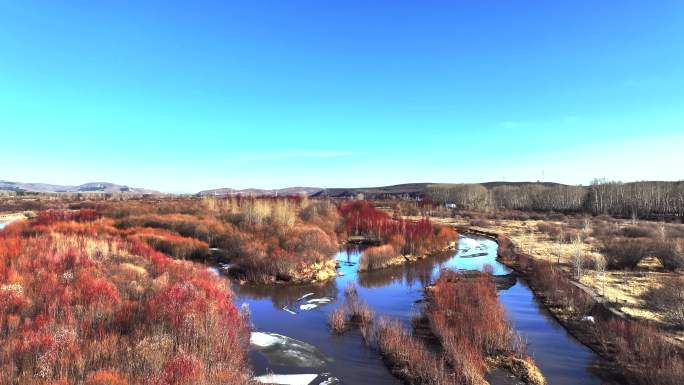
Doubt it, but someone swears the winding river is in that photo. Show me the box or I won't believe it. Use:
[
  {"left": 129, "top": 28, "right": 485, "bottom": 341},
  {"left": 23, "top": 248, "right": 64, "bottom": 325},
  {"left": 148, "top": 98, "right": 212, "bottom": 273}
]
[{"left": 231, "top": 235, "right": 605, "bottom": 385}]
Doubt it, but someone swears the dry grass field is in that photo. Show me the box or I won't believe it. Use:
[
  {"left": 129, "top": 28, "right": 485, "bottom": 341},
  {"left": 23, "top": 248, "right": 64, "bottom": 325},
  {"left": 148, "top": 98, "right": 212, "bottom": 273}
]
[{"left": 422, "top": 214, "right": 684, "bottom": 341}]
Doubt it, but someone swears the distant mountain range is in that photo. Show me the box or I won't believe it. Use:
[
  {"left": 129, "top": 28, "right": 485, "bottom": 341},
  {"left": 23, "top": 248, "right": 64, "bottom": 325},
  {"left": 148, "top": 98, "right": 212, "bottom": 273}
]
[
  {"left": 197, "top": 187, "right": 324, "bottom": 197},
  {"left": 0, "top": 180, "right": 160, "bottom": 195},
  {"left": 1, "top": 180, "right": 571, "bottom": 197},
  {"left": 199, "top": 182, "right": 571, "bottom": 199}
]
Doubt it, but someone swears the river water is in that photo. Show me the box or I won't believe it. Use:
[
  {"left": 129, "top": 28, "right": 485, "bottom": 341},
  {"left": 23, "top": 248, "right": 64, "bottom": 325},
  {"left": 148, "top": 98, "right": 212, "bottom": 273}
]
[{"left": 231, "top": 235, "right": 605, "bottom": 385}]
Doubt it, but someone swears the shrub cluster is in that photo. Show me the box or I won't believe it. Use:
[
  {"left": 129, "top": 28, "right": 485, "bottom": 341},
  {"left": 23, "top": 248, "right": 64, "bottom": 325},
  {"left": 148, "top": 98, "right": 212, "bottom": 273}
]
[
  {"left": 601, "top": 237, "right": 684, "bottom": 270},
  {"left": 0, "top": 213, "right": 251, "bottom": 385},
  {"left": 328, "top": 284, "right": 373, "bottom": 336},
  {"left": 341, "top": 201, "right": 458, "bottom": 271},
  {"left": 424, "top": 270, "right": 532, "bottom": 385},
  {"left": 645, "top": 276, "right": 684, "bottom": 327},
  {"left": 109, "top": 197, "right": 342, "bottom": 283}
]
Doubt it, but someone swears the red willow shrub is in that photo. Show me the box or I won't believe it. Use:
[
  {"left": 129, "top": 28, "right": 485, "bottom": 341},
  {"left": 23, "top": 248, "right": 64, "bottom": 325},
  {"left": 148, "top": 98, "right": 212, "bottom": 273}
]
[
  {"left": 424, "top": 271, "right": 509, "bottom": 385},
  {"left": 110, "top": 198, "right": 343, "bottom": 283},
  {"left": 0, "top": 215, "right": 251, "bottom": 385},
  {"left": 359, "top": 244, "right": 398, "bottom": 271},
  {"left": 375, "top": 318, "right": 459, "bottom": 385},
  {"left": 327, "top": 284, "right": 374, "bottom": 336},
  {"left": 35, "top": 208, "right": 100, "bottom": 226},
  {"left": 127, "top": 228, "right": 209, "bottom": 260},
  {"left": 339, "top": 200, "right": 458, "bottom": 262}
]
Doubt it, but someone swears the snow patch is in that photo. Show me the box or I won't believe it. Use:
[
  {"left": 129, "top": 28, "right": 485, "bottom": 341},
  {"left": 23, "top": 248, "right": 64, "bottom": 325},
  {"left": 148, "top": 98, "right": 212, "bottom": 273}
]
[
  {"left": 250, "top": 332, "right": 282, "bottom": 348},
  {"left": 297, "top": 292, "right": 315, "bottom": 301},
  {"left": 299, "top": 297, "right": 332, "bottom": 311},
  {"left": 254, "top": 374, "right": 317, "bottom": 385},
  {"left": 282, "top": 306, "right": 297, "bottom": 315},
  {"left": 250, "top": 332, "right": 328, "bottom": 367}
]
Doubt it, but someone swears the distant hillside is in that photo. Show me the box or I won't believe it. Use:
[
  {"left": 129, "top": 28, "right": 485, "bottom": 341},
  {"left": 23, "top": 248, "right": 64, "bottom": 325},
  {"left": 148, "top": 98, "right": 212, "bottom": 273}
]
[
  {"left": 311, "top": 183, "right": 431, "bottom": 199},
  {"left": 198, "top": 187, "right": 323, "bottom": 197},
  {"left": 479, "top": 181, "right": 571, "bottom": 189},
  {"left": 0, "top": 180, "right": 160, "bottom": 195},
  {"left": 197, "top": 182, "right": 577, "bottom": 199}
]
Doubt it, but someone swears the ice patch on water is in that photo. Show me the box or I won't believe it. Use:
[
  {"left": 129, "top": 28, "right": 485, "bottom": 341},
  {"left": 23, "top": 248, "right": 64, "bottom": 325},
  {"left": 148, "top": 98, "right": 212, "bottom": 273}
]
[
  {"left": 251, "top": 332, "right": 282, "bottom": 348},
  {"left": 461, "top": 238, "right": 481, "bottom": 249},
  {"left": 297, "top": 292, "right": 315, "bottom": 301},
  {"left": 250, "top": 332, "right": 328, "bottom": 367},
  {"left": 253, "top": 373, "right": 340, "bottom": 385},
  {"left": 299, "top": 297, "right": 332, "bottom": 311},
  {"left": 219, "top": 263, "right": 233, "bottom": 271},
  {"left": 254, "top": 373, "right": 318, "bottom": 385},
  {"left": 283, "top": 306, "right": 297, "bottom": 315}
]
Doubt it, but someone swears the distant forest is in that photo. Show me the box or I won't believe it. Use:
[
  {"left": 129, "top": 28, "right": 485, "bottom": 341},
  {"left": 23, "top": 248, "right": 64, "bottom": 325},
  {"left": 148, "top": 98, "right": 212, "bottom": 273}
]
[{"left": 426, "top": 181, "right": 684, "bottom": 219}]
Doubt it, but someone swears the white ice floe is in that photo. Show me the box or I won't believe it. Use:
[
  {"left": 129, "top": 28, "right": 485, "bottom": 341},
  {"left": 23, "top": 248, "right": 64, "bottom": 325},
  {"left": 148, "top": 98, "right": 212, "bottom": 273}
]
[
  {"left": 254, "top": 374, "right": 318, "bottom": 385},
  {"left": 299, "top": 297, "right": 332, "bottom": 311},
  {"left": 318, "top": 375, "right": 341, "bottom": 385},
  {"left": 250, "top": 332, "right": 283, "bottom": 348},
  {"left": 253, "top": 373, "right": 340, "bottom": 385},
  {"left": 282, "top": 306, "right": 297, "bottom": 315},
  {"left": 250, "top": 332, "right": 328, "bottom": 367},
  {"left": 460, "top": 238, "right": 481, "bottom": 250},
  {"left": 296, "top": 292, "right": 315, "bottom": 301},
  {"left": 219, "top": 263, "right": 233, "bottom": 271}
]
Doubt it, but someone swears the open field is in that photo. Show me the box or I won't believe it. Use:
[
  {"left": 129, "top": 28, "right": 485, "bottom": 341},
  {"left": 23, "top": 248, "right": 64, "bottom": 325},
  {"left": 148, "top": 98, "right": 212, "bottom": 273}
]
[{"left": 442, "top": 214, "right": 684, "bottom": 339}]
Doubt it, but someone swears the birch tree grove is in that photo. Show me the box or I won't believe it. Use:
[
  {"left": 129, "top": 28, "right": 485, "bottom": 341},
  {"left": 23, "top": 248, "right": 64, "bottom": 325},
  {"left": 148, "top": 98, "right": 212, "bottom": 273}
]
[{"left": 426, "top": 181, "right": 684, "bottom": 219}]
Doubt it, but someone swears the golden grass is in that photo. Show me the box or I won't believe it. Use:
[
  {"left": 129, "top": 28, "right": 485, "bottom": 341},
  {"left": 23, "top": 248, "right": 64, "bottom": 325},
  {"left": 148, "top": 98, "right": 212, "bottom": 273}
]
[{"left": 426, "top": 215, "right": 684, "bottom": 341}]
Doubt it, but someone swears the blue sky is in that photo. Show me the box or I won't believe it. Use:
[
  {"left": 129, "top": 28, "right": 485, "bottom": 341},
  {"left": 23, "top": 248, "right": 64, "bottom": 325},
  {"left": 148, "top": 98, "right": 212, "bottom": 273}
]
[{"left": 1, "top": 1, "right": 683, "bottom": 192}]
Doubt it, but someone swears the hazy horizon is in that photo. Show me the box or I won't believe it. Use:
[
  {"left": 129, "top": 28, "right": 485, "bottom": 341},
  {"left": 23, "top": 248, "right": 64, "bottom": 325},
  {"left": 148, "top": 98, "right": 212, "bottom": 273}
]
[{"left": 2, "top": 1, "right": 683, "bottom": 192}]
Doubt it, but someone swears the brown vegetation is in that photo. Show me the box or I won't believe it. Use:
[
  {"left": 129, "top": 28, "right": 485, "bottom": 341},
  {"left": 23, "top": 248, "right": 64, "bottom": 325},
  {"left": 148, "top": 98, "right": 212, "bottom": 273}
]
[
  {"left": 500, "top": 235, "right": 684, "bottom": 385},
  {"left": 0, "top": 211, "right": 252, "bottom": 385},
  {"left": 427, "top": 180, "right": 684, "bottom": 219},
  {"left": 107, "top": 197, "right": 342, "bottom": 283},
  {"left": 328, "top": 284, "right": 373, "bottom": 337},
  {"left": 341, "top": 201, "right": 458, "bottom": 271},
  {"left": 425, "top": 270, "right": 544, "bottom": 385}
]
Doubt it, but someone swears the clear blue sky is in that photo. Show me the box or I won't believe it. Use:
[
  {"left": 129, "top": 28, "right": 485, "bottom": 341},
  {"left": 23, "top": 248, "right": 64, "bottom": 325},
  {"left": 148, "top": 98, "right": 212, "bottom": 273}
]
[{"left": 1, "top": 1, "right": 683, "bottom": 193}]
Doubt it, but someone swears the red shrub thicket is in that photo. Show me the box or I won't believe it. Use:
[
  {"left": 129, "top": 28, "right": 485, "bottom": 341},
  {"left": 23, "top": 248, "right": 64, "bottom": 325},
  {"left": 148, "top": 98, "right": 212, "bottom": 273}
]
[
  {"left": 376, "top": 318, "right": 458, "bottom": 385},
  {"left": 0, "top": 213, "right": 251, "bottom": 385},
  {"left": 127, "top": 228, "right": 209, "bottom": 260},
  {"left": 425, "top": 271, "right": 512, "bottom": 385},
  {"left": 339, "top": 200, "right": 458, "bottom": 259},
  {"left": 109, "top": 197, "right": 343, "bottom": 283},
  {"left": 359, "top": 244, "right": 399, "bottom": 271}
]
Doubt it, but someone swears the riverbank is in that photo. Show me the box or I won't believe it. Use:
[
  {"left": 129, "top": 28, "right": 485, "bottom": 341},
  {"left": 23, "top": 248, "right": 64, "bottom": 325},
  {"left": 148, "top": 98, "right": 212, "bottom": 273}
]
[
  {"left": 229, "top": 258, "right": 339, "bottom": 285},
  {"left": 422, "top": 270, "right": 546, "bottom": 385},
  {"left": 236, "top": 233, "right": 608, "bottom": 385},
  {"left": 460, "top": 225, "right": 683, "bottom": 385},
  {"left": 358, "top": 241, "right": 457, "bottom": 272},
  {"left": 0, "top": 212, "right": 29, "bottom": 224}
]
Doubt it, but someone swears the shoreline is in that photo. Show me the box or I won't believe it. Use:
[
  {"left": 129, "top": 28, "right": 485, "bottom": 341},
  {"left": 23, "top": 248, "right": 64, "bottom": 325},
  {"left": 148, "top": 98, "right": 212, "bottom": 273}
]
[
  {"left": 357, "top": 241, "right": 458, "bottom": 273},
  {"left": 0, "top": 212, "right": 29, "bottom": 225},
  {"left": 456, "top": 226, "right": 630, "bottom": 384}
]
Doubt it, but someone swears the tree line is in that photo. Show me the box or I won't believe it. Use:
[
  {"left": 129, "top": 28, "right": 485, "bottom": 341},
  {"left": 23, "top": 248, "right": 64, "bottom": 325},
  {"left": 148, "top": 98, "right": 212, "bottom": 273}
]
[{"left": 426, "top": 180, "right": 684, "bottom": 219}]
